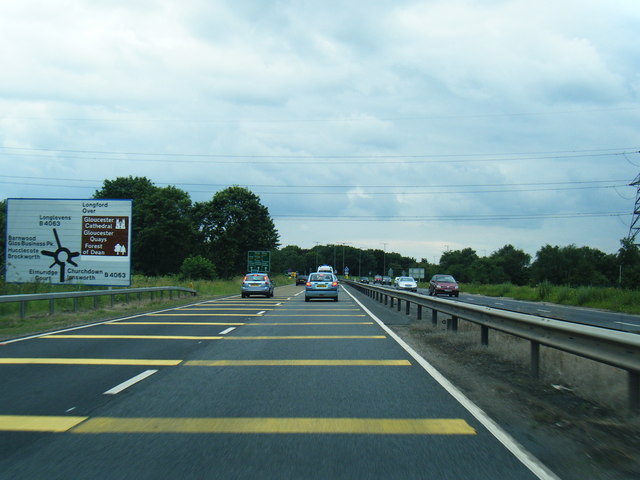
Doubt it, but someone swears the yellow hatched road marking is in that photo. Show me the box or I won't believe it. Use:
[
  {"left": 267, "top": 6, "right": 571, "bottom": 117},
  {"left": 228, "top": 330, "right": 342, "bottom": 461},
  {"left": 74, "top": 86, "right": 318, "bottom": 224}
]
[
  {"left": 177, "top": 308, "right": 274, "bottom": 311},
  {"left": 149, "top": 313, "right": 263, "bottom": 317},
  {"left": 70, "top": 417, "right": 476, "bottom": 435},
  {"left": 41, "top": 335, "right": 385, "bottom": 340},
  {"left": 185, "top": 360, "right": 411, "bottom": 366},
  {"left": 252, "top": 322, "right": 374, "bottom": 326},
  {"left": 110, "top": 322, "right": 245, "bottom": 326},
  {"left": 224, "top": 336, "right": 386, "bottom": 340},
  {"left": 41, "top": 335, "right": 223, "bottom": 340},
  {"left": 0, "top": 415, "right": 88, "bottom": 432},
  {"left": 0, "top": 416, "right": 476, "bottom": 435},
  {"left": 194, "top": 304, "right": 281, "bottom": 307},
  {"left": 109, "top": 321, "right": 372, "bottom": 326},
  {"left": 267, "top": 314, "right": 366, "bottom": 317},
  {"left": 0, "top": 358, "right": 181, "bottom": 366}
]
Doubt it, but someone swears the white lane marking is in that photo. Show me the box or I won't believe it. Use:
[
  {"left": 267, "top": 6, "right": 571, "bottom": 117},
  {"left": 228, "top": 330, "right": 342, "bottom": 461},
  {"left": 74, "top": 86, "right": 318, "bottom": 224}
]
[
  {"left": 65, "top": 407, "right": 76, "bottom": 413},
  {"left": 104, "top": 370, "right": 158, "bottom": 395},
  {"left": 537, "top": 309, "right": 552, "bottom": 314},
  {"left": 257, "top": 311, "right": 266, "bottom": 316},
  {"left": 343, "top": 287, "right": 560, "bottom": 480},
  {"left": 276, "top": 303, "right": 282, "bottom": 306},
  {"left": 219, "top": 327, "right": 236, "bottom": 335},
  {"left": 494, "top": 302, "right": 505, "bottom": 305},
  {"left": 295, "top": 291, "right": 305, "bottom": 297},
  {"left": 617, "top": 321, "right": 640, "bottom": 327}
]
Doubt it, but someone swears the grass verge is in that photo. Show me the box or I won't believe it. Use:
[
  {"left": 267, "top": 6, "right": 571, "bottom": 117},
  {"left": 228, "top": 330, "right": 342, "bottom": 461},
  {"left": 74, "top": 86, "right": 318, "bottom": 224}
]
[
  {"left": 0, "top": 274, "right": 293, "bottom": 340},
  {"left": 458, "top": 282, "right": 640, "bottom": 315}
]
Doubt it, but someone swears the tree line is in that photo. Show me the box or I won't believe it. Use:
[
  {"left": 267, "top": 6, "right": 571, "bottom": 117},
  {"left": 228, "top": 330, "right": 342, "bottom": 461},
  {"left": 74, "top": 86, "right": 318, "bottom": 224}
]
[{"left": 1, "top": 177, "right": 640, "bottom": 287}]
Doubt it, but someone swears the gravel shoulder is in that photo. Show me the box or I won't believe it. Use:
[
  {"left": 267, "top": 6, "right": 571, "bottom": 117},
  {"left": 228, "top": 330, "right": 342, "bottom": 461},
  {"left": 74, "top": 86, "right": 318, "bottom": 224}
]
[{"left": 349, "top": 287, "right": 640, "bottom": 480}]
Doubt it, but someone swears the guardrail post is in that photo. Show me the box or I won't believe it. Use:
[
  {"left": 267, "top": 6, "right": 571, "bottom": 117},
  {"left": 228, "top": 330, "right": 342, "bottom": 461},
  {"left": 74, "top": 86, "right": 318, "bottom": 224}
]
[
  {"left": 446, "top": 316, "right": 458, "bottom": 332},
  {"left": 384, "top": 295, "right": 388, "bottom": 305},
  {"left": 629, "top": 372, "right": 640, "bottom": 414},
  {"left": 417, "top": 305, "right": 422, "bottom": 320},
  {"left": 431, "top": 309, "right": 437, "bottom": 326},
  {"left": 405, "top": 300, "right": 410, "bottom": 315},
  {"left": 93, "top": 296, "right": 98, "bottom": 310},
  {"left": 110, "top": 295, "right": 115, "bottom": 307},
  {"left": 531, "top": 341, "right": 540, "bottom": 378},
  {"left": 397, "top": 298, "right": 402, "bottom": 312},
  {"left": 390, "top": 297, "right": 394, "bottom": 308},
  {"left": 73, "top": 298, "right": 78, "bottom": 312},
  {"left": 49, "top": 299, "right": 54, "bottom": 315},
  {"left": 481, "top": 326, "right": 489, "bottom": 346},
  {"left": 20, "top": 301, "right": 26, "bottom": 319}
]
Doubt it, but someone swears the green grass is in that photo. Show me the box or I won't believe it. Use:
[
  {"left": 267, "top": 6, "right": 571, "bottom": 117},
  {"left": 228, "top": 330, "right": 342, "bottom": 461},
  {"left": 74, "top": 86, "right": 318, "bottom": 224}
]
[
  {"left": 460, "top": 282, "right": 640, "bottom": 315},
  {"left": 0, "top": 274, "right": 294, "bottom": 340}
]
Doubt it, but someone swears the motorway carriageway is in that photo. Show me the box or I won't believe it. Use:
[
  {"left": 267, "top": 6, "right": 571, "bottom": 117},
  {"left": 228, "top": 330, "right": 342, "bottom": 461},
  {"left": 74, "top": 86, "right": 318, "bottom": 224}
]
[{"left": 0, "top": 284, "right": 558, "bottom": 479}]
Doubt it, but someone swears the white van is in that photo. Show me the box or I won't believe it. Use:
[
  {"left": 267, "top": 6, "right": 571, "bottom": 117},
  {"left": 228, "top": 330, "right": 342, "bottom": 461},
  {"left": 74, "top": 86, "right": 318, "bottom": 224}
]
[{"left": 317, "top": 265, "right": 334, "bottom": 274}]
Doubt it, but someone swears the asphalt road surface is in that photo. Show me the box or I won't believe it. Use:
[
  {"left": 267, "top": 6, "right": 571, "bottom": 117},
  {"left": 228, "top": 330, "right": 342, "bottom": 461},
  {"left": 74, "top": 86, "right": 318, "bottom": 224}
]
[
  {"left": 410, "top": 287, "right": 640, "bottom": 334},
  {"left": 0, "top": 284, "right": 558, "bottom": 479}
]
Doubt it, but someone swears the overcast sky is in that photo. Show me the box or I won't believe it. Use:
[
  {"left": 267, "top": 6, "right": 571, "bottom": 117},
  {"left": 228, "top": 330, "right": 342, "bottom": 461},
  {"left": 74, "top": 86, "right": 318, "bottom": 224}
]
[{"left": 1, "top": 0, "right": 639, "bottom": 263}]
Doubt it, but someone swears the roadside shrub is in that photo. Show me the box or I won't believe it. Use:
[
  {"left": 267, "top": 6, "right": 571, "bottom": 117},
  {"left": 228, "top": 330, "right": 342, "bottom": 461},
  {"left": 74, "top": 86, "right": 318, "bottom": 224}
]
[
  {"left": 180, "top": 256, "right": 216, "bottom": 280},
  {"left": 554, "top": 285, "right": 573, "bottom": 304},
  {"left": 536, "top": 281, "right": 552, "bottom": 301}
]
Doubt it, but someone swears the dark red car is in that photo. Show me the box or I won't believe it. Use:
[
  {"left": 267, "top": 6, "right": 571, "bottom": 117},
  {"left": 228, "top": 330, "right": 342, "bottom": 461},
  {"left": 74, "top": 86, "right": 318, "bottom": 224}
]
[{"left": 428, "top": 274, "right": 459, "bottom": 297}]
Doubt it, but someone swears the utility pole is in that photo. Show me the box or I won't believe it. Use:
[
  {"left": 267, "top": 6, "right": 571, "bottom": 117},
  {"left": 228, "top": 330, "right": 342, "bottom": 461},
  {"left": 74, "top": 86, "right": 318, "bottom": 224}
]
[
  {"left": 313, "top": 242, "right": 320, "bottom": 270},
  {"left": 628, "top": 173, "right": 640, "bottom": 245},
  {"left": 382, "top": 242, "right": 388, "bottom": 276}
]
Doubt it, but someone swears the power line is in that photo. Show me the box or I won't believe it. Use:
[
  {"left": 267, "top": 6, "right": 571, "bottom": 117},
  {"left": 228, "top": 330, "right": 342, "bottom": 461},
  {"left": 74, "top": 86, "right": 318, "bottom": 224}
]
[
  {"left": 0, "top": 179, "right": 629, "bottom": 195},
  {"left": 0, "top": 146, "right": 637, "bottom": 165},
  {"left": 272, "top": 212, "right": 628, "bottom": 221}
]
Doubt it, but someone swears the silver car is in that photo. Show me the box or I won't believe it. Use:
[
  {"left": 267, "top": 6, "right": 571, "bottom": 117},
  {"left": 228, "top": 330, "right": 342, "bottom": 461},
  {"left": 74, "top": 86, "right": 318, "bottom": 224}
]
[
  {"left": 241, "top": 273, "right": 274, "bottom": 298},
  {"left": 395, "top": 276, "right": 418, "bottom": 292},
  {"left": 305, "top": 272, "right": 339, "bottom": 302}
]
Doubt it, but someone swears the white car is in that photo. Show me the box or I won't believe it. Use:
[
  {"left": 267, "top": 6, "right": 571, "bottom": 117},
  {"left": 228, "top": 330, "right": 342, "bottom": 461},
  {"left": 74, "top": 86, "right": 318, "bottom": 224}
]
[{"left": 395, "top": 276, "right": 418, "bottom": 292}]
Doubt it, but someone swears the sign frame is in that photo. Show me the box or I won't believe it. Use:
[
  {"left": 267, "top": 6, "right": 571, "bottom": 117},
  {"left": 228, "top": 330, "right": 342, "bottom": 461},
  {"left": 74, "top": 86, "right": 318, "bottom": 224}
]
[
  {"left": 247, "top": 250, "right": 270, "bottom": 273},
  {"left": 5, "top": 198, "right": 132, "bottom": 286}
]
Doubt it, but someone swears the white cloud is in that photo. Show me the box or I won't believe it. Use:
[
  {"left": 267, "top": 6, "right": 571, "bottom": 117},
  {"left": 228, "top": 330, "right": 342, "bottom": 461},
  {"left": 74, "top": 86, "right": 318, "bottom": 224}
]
[{"left": 1, "top": 0, "right": 638, "bottom": 261}]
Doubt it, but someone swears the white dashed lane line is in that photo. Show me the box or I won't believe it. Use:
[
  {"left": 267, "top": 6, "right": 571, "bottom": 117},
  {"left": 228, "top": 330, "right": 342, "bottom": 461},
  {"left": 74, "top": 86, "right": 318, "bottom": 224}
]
[{"left": 104, "top": 370, "right": 158, "bottom": 395}]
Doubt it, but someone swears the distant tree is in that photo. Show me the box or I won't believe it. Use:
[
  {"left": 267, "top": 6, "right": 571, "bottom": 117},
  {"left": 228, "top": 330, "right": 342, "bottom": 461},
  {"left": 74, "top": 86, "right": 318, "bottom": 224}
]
[
  {"left": 489, "top": 244, "right": 531, "bottom": 285},
  {"left": 180, "top": 255, "right": 216, "bottom": 280},
  {"left": 439, "top": 248, "right": 479, "bottom": 282},
  {"left": 618, "top": 238, "right": 640, "bottom": 288},
  {"left": 469, "top": 257, "right": 508, "bottom": 284},
  {"left": 272, "top": 245, "right": 307, "bottom": 275},
  {"left": 94, "top": 177, "right": 196, "bottom": 275},
  {"left": 530, "top": 244, "right": 613, "bottom": 287},
  {"left": 193, "top": 186, "right": 279, "bottom": 278},
  {"left": 135, "top": 186, "right": 197, "bottom": 276}
]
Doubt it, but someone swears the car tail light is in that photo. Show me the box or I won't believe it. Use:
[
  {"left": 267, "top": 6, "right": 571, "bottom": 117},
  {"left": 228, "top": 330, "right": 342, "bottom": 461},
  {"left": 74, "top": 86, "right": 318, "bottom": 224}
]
[
  {"left": 332, "top": 281, "right": 338, "bottom": 287},
  {"left": 263, "top": 276, "right": 268, "bottom": 281},
  {"left": 306, "top": 282, "right": 311, "bottom": 287},
  {"left": 243, "top": 276, "right": 247, "bottom": 281}
]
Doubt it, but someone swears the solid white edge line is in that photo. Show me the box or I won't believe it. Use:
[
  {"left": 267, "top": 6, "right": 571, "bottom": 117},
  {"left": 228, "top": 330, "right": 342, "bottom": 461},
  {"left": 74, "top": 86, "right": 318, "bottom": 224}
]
[
  {"left": 343, "top": 287, "right": 561, "bottom": 480},
  {"left": 219, "top": 327, "right": 236, "bottom": 335},
  {"left": 104, "top": 369, "right": 158, "bottom": 395}
]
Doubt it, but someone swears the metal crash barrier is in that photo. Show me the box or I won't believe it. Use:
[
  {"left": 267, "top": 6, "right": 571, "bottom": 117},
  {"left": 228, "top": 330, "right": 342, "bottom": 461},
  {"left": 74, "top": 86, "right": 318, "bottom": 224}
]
[
  {"left": 344, "top": 280, "right": 640, "bottom": 414},
  {"left": 0, "top": 286, "right": 197, "bottom": 319}
]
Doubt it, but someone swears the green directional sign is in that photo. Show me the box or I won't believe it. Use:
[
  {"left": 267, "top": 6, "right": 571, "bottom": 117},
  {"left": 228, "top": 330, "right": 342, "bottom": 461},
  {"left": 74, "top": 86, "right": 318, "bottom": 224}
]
[{"left": 247, "top": 251, "right": 270, "bottom": 273}]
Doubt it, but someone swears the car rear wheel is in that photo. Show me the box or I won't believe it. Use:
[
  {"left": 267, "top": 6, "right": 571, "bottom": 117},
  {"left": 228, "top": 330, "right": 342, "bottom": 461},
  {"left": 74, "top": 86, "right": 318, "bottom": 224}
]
[{"left": 305, "top": 297, "right": 310, "bottom": 302}]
